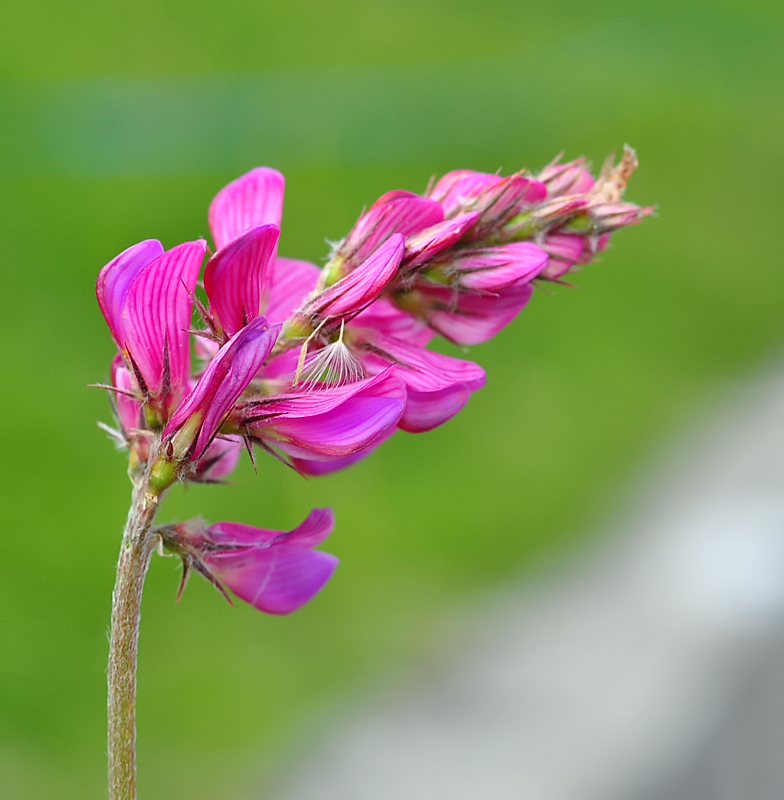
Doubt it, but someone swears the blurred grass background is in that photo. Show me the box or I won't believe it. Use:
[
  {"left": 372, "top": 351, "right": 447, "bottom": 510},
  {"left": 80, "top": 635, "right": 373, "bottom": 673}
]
[{"left": 0, "top": 1, "right": 782, "bottom": 797}]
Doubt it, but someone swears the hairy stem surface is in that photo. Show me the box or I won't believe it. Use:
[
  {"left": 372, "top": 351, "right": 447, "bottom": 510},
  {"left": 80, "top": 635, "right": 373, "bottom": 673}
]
[{"left": 107, "top": 469, "right": 161, "bottom": 800}]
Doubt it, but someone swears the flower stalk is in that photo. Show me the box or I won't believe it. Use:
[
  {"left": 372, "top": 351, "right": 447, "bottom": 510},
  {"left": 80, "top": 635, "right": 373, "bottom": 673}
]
[{"left": 107, "top": 463, "right": 163, "bottom": 800}]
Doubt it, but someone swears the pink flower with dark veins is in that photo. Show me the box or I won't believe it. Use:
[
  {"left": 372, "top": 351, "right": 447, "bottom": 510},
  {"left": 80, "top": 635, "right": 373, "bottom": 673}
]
[{"left": 160, "top": 508, "right": 338, "bottom": 615}]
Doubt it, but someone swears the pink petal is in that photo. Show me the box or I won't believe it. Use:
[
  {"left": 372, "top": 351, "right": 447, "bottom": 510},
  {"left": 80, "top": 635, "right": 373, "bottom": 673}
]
[
  {"left": 124, "top": 240, "right": 205, "bottom": 396},
  {"left": 402, "top": 385, "right": 472, "bottom": 433},
  {"left": 269, "top": 396, "right": 403, "bottom": 459},
  {"left": 538, "top": 156, "right": 595, "bottom": 197},
  {"left": 206, "top": 546, "right": 338, "bottom": 615},
  {"left": 258, "top": 348, "right": 300, "bottom": 381},
  {"left": 245, "top": 369, "right": 406, "bottom": 459},
  {"left": 292, "top": 450, "right": 375, "bottom": 476},
  {"left": 538, "top": 234, "right": 585, "bottom": 279},
  {"left": 429, "top": 171, "right": 546, "bottom": 237},
  {"left": 360, "top": 333, "right": 485, "bottom": 394},
  {"left": 291, "top": 423, "right": 398, "bottom": 476},
  {"left": 464, "top": 174, "right": 547, "bottom": 240},
  {"left": 164, "top": 316, "right": 280, "bottom": 460},
  {"left": 282, "top": 507, "right": 336, "bottom": 547},
  {"left": 96, "top": 239, "right": 164, "bottom": 348},
  {"left": 208, "top": 508, "right": 335, "bottom": 548},
  {"left": 204, "top": 224, "right": 280, "bottom": 336},
  {"left": 540, "top": 234, "right": 584, "bottom": 262},
  {"left": 266, "top": 257, "right": 321, "bottom": 324},
  {"left": 208, "top": 167, "right": 285, "bottom": 251},
  {"left": 244, "top": 368, "right": 400, "bottom": 420}
]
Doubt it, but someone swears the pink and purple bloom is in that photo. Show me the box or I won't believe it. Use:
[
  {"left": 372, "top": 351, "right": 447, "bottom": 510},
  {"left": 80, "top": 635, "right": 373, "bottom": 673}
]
[{"left": 96, "top": 147, "right": 651, "bottom": 620}]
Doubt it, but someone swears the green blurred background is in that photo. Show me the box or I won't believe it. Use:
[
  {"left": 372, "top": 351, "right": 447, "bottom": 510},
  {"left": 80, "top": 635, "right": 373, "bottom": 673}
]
[{"left": 0, "top": 1, "right": 782, "bottom": 797}]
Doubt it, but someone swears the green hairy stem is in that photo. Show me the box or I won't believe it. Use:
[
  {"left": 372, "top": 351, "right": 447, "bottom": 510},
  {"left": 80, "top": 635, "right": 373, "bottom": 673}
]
[{"left": 107, "top": 463, "right": 162, "bottom": 800}]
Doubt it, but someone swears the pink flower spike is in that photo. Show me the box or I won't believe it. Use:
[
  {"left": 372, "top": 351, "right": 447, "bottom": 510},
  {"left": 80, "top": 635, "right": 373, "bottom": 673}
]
[
  {"left": 209, "top": 167, "right": 285, "bottom": 251},
  {"left": 162, "top": 509, "right": 338, "bottom": 615},
  {"left": 96, "top": 239, "right": 164, "bottom": 350},
  {"left": 123, "top": 240, "right": 206, "bottom": 400},
  {"left": 305, "top": 234, "right": 404, "bottom": 323},
  {"left": 204, "top": 224, "right": 280, "bottom": 337},
  {"left": 340, "top": 190, "right": 443, "bottom": 268},
  {"left": 403, "top": 212, "right": 480, "bottom": 271},
  {"left": 163, "top": 316, "right": 280, "bottom": 463}
]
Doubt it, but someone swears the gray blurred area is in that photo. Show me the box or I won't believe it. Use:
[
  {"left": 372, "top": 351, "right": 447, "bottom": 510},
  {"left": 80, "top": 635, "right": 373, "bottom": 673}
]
[{"left": 265, "top": 368, "right": 784, "bottom": 800}]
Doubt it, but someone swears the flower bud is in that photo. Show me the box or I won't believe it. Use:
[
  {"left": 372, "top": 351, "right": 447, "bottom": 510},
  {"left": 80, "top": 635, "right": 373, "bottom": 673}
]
[
  {"left": 537, "top": 154, "right": 595, "bottom": 197},
  {"left": 324, "top": 191, "right": 443, "bottom": 284},
  {"left": 428, "top": 170, "right": 546, "bottom": 242},
  {"left": 284, "top": 235, "right": 404, "bottom": 342},
  {"left": 420, "top": 242, "right": 548, "bottom": 293}
]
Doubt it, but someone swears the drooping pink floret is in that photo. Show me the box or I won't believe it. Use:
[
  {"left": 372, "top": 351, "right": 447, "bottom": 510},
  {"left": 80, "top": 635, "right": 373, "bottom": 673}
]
[{"left": 161, "top": 508, "right": 338, "bottom": 615}]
